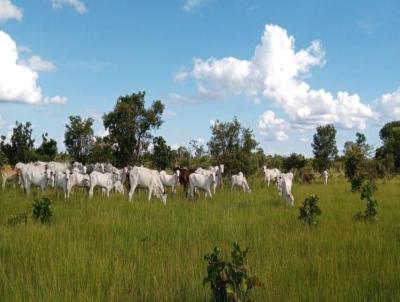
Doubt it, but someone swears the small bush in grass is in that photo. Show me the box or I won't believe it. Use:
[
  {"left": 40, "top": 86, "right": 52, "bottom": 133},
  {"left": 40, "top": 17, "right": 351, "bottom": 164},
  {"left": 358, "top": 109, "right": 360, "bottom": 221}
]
[
  {"left": 32, "top": 197, "right": 53, "bottom": 224},
  {"left": 7, "top": 212, "right": 28, "bottom": 226},
  {"left": 298, "top": 194, "right": 322, "bottom": 226},
  {"left": 203, "top": 242, "right": 262, "bottom": 302},
  {"left": 354, "top": 182, "right": 378, "bottom": 223}
]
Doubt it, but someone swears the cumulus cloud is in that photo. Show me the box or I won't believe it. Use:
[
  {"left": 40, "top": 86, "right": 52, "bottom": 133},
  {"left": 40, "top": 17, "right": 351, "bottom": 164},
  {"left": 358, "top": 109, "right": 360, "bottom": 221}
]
[
  {"left": 0, "top": 0, "right": 23, "bottom": 23},
  {"left": 51, "top": 0, "right": 87, "bottom": 14},
  {"left": 375, "top": 88, "right": 400, "bottom": 120},
  {"left": 180, "top": 24, "right": 375, "bottom": 140},
  {"left": 21, "top": 55, "right": 56, "bottom": 72},
  {"left": 258, "top": 110, "right": 289, "bottom": 141},
  {"left": 0, "top": 31, "right": 66, "bottom": 105}
]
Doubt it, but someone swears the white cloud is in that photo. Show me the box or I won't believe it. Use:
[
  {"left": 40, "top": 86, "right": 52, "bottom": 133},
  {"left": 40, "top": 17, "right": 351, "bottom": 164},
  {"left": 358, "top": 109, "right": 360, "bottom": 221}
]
[
  {"left": 258, "top": 110, "right": 289, "bottom": 141},
  {"left": 173, "top": 70, "right": 189, "bottom": 83},
  {"left": 0, "top": 0, "right": 23, "bottom": 23},
  {"left": 51, "top": 0, "right": 87, "bottom": 14},
  {"left": 44, "top": 95, "right": 67, "bottom": 104},
  {"left": 375, "top": 88, "right": 400, "bottom": 120},
  {"left": 21, "top": 55, "right": 56, "bottom": 72},
  {"left": 0, "top": 31, "right": 66, "bottom": 105},
  {"left": 164, "top": 110, "right": 177, "bottom": 117},
  {"left": 183, "top": 0, "right": 208, "bottom": 12},
  {"left": 181, "top": 24, "right": 375, "bottom": 140}
]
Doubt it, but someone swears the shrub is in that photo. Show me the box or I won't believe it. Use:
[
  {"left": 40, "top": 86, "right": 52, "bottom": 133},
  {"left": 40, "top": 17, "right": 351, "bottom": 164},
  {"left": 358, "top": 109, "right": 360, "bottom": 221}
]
[
  {"left": 203, "top": 242, "right": 262, "bottom": 302},
  {"left": 32, "top": 197, "right": 53, "bottom": 224},
  {"left": 298, "top": 194, "right": 322, "bottom": 226},
  {"left": 354, "top": 182, "right": 378, "bottom": 223},
  {"left": 7, "top": 212, "right": 28, "bottom": 226}
]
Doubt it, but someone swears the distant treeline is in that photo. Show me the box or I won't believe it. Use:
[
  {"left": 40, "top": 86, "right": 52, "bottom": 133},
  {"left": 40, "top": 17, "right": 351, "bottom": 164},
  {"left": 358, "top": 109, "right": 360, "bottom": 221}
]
[{"left": 1, "top": 92, "right": 399, "bottom": 180}]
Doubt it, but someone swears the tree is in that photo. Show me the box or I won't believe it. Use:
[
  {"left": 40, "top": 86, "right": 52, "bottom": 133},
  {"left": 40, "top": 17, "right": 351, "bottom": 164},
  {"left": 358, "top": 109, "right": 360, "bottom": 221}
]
[
  {"left": 152, "top": 136, "right": 173, "bottom": 170},
  {"left": 103, "top": 92, "right": 164, "bottom": 167},
  {"left": 64, "top": 116, "right": 94, "bottom": 163},
  {"left": 1, "top": 121, "right": 36, "bottom": 165},
  {"left": 376, "top": 121, "right": 400, "bottom": 171},
  {"left": 88, "top": 137, "right": 114, "bottom": 164},
  {"left": 36, "top": 133, "right": 58, "bottom": 161},
  {"left": 283, "top": 153, "right": 306, "bottom": 172},
  {"left": 344, "top": 132, "right": 374, "bottom": 191},
  {"left": 208, "top": 117, "right": 258, "bottom": 175},
  {"left": 312, "top": 124, "right": 338, "bottom": 171}
]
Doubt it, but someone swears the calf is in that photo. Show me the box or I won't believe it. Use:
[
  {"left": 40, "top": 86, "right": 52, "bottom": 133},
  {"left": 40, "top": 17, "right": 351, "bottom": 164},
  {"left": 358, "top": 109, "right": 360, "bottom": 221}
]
[
  {"left": 53, "top": 170, "right": 71, "bottom": 200},
  {"left": 278, "top": 172, "right": 294, "bottom": 206},
  {"left": 231, "top": 172, "right": 251, "bottom": 193},
  {"left": 89, "top": 171, "right": 120, "bottom": 198},
  {"left": 322, "top": 170, "right": 328, "bottom": 185},
  {"left": 1, "top": 165, "right": 18, "bottom": 190},
  {"left": 263, "top": 166, "right": 281, "bottom": 187},
  {"left": 160, "top": 170, "right": 180, "bottom": 195}
]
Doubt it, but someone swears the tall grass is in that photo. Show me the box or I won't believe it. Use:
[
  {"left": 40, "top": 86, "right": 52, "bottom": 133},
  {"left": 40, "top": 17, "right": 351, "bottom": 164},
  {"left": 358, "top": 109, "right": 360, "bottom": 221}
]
[{"left": 0, "top": 177, "right": 399, "bottom": 301}]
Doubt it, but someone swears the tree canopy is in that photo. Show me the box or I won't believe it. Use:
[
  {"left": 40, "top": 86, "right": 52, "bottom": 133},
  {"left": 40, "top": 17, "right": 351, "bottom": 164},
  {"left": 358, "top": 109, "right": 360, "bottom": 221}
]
[{"left": 103, "top": 92, "right": 164, "bottom": 167}]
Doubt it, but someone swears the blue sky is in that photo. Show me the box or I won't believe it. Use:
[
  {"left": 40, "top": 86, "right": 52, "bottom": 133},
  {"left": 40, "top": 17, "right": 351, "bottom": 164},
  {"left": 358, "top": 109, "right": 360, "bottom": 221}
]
[{"left": 0, "top": 0, "right": 399, "bottom": 157}]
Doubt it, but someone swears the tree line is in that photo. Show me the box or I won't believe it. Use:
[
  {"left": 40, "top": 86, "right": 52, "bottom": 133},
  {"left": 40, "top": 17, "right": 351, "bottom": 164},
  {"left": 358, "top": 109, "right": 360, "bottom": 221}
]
[{"left": 1, "top": 91, "right": 400, "bottom": 180}]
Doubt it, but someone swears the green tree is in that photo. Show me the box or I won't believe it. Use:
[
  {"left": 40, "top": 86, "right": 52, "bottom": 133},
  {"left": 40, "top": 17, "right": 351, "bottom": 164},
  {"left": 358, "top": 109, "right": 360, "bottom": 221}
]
[
  {"left": 64, "top": 116, "right": 94, "bottom": 163},
  {"left": 36, "top": 133, "right": 58, "bottom": 161},
  {"left": 88, "top": 137, "right": 114, "bottom": 164},
  {"left": 103, "top": 92, "right": 164, "bottom": 167},
  {"left": 312, "top": 124, "right": 338, "bottom": 172},
  {"left": 376, "top": 121, "right": 400, "bottom": 171},
  {"left": 1, "top": 121, "right": 36, "bottom": 165},
  {"left": 283, "top": 153, "right": 306, "bottom": 172},
  {"left": 152, "top": 136, "right": 173, "bottom": 170},
  {"left": 208, "top": 117, "right": 258, "bottom": 175},
  {"left": 344, "top": 132, "right": 374, "bottom": 191}
]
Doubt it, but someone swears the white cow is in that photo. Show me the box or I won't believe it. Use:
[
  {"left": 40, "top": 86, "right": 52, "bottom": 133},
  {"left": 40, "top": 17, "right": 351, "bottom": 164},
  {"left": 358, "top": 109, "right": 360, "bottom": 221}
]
[
  {"left": 189, "top": 172, "right": 216, "bottom": 199},
  {"left": 278, "top": 172, "right": 294, "bottom": 206},
  {"left": 231, "top": 172, "right": 251, "bottom": 193},
  {"left": 160, "top": 170, "right": 180, "bottom": 195},
  {"left": 263, "top": 165, "right": 281, "bottom": 187},
  {"left": 128, "top": 167, "right": 167, "bottom": 205},
  {"left": 89, "top": 171, "right": 120, "bottom": 198},
  {"left": 46, "top": 162, "right": 70, "bottom": 187},
  {"left": 322, "top": 170, "right": 328, "bottom": 185},
  {"left": 195, "top": 164, "right": 224, "bottom": 194},
  {"left": 53, "top": 170, "right": 71, "bottom": 200},
  {"left": 68, "top": 170, "right": 90, "bottom": 196},
  {"left": 20, "top": 164, "right": 49, "bottom": 195}
]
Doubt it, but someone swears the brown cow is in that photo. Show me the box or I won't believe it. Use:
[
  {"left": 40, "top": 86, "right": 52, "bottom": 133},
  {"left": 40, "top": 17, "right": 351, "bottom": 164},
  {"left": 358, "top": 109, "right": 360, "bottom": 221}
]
[
  {"left": 1, "top": 165, "right": 18, "bottom": 190},
  {"left": 173, "top": 166, "right": 196, "bottom": 197}
]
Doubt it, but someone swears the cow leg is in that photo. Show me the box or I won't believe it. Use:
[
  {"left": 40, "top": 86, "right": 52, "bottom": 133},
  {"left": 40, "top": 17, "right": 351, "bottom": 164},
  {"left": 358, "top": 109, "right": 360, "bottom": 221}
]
[
  {"left": 2, "top": 177, "right": 6, "bottom": 190},
  {"left": 231, "top": 183, "right": 234, "bottom": 191},
  {"left": 89, "top": 185, "right": 95, "bottom": 199},
  {"left": 128, "top": 184, "right": 137, "bottom": 202},
  {"left": 147, "top": 187, "right": 153, "bottom": 202}
]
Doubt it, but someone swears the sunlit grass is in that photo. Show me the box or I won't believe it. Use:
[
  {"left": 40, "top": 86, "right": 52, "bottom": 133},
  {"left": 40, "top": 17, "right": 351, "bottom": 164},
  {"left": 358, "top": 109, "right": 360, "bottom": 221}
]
[{"left": 0, "top": 177, "right": 399, "bottom": 301}]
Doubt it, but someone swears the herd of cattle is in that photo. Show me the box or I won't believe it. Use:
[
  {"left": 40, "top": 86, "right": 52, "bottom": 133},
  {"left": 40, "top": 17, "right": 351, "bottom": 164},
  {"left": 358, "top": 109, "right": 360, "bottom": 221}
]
[{"left": 0, "top": 161, "right": 329, "bottom": 206}]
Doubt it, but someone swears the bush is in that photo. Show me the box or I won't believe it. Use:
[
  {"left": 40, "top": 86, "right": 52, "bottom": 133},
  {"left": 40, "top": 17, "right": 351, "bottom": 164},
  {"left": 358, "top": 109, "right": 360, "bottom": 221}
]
[
  {"left": 298, "top": 195, "right": 322, "bottom": 226},
  {"left": 354, "top": 182, "right": 378, "bottom": 223},
  {"left": 203, "top": 242, "right": 262, "bottom": 302},
  {"left": 32, "top": 197, "right": 53, "bottom": 224},
  {"left": 7, "top": 212, "right": 28, "bottom": 226}
]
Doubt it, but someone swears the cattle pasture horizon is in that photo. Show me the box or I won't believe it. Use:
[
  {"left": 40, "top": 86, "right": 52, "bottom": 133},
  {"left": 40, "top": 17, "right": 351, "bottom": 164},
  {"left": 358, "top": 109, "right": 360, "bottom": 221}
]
[{"left": 0, "top": 176, "right": 399, "bottom": 301}]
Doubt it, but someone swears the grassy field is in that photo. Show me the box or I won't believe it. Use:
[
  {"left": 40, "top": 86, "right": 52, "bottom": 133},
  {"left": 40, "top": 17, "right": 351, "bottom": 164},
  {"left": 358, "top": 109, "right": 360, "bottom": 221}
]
[{"left": 0, "top": 176, "right": 399, "bottom": 301}]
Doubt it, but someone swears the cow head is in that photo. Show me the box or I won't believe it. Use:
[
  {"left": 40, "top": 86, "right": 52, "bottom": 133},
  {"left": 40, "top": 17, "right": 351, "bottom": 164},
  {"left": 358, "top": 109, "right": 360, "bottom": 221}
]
[
  {"left": 285, "top": 192, "right": 295, "bottom": 206},
  {"left": 209, "top": 171, "right": 216, "bottom": 184}
]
